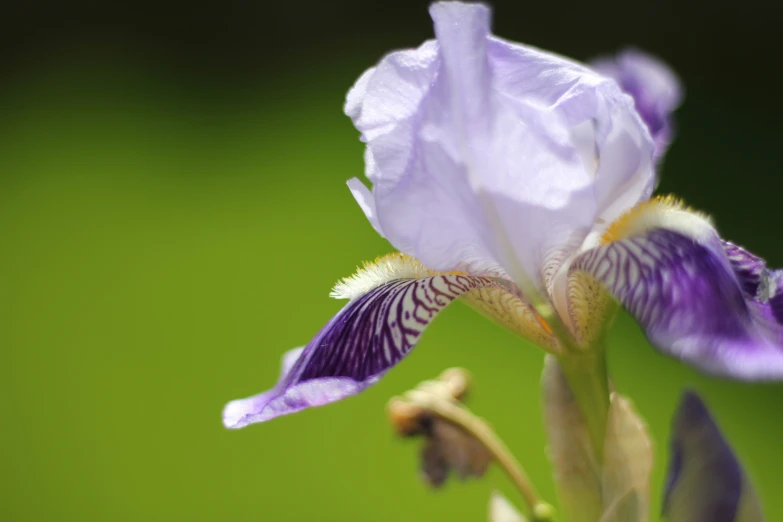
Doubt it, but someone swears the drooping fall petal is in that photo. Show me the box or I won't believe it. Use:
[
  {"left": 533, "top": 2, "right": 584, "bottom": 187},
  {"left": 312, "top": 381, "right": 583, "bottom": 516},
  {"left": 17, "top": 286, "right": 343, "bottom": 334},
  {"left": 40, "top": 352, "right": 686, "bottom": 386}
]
[
  {"left": 223, "top": 255, "right": 493, "bottom": 428},
  {"left": 568, "top": 198, "right": 783, "bottom": 379}
]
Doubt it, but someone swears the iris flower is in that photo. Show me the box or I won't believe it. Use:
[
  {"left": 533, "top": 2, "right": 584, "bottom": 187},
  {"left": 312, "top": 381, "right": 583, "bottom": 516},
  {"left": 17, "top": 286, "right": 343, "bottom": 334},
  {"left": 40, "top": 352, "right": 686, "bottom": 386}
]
[{"left": 223, "top": 1, "right": 783, "bottom": 430}]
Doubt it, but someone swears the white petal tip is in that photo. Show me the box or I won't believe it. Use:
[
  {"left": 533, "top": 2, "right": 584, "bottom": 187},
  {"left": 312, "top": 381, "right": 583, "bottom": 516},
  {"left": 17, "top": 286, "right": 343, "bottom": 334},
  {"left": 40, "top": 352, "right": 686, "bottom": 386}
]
[
  {"left": 222, "top": 399, "right": 251, "bottom": 429},
  {"left": 429, "top": 1, "right": 491, "bottom": 23}
]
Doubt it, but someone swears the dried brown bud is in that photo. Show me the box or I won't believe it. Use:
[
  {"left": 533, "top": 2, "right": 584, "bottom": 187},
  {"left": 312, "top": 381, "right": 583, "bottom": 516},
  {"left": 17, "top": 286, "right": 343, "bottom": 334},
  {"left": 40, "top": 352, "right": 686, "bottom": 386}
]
[
  {"left": 421, "top": 417, "right": 493, "bottom": 487},
  {"left": 387, "top": 397, "right": 427, "bottom": 436},
  {"left": 387, "top": 367, "right": 492, "bottom": 488}
]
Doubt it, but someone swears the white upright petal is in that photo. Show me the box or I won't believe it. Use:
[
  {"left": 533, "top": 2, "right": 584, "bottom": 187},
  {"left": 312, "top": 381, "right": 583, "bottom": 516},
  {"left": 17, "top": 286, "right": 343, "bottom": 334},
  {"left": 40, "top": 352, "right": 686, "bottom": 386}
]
[{"left": 345, "top": 2, "right": 655, "bottom": 294}]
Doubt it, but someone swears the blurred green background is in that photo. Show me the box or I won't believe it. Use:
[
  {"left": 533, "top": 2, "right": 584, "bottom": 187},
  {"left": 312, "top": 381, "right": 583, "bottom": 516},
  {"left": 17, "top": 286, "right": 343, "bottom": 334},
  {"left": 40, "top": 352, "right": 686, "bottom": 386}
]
[{"left": 2, "top": 1, "right": 782, "bottom": 521}]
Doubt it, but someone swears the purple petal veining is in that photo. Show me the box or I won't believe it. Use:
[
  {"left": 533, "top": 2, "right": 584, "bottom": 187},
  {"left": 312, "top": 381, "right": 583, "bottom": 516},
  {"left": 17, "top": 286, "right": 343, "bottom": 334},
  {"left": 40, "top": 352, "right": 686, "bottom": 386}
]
[
  {"left": 571, "top": 228, "right": 783, "bottom": 379},
  {"left": 223, "top": 274, "right": 492, "bottom": 428},
  {"left": 722, "top": 241, "right": 768, "bottom": 296}
]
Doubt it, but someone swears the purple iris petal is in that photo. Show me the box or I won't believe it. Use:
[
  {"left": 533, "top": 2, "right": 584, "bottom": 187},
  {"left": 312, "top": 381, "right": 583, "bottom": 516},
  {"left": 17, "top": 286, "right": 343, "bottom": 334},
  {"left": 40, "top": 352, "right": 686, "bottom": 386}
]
[
  {"left": 591, "top": 48, "right": 683, "bottom": 161},
  {"left": 769, "top": 271, "right": 783, "bottom": 325},
  {"left": 346, "top": 2, "right": 655, "bottom": 290},
  {"left": 571, "top": 228, "right": 783, "bottom": 379},
  {"left": 722, "top": 241, "right": 768, "bottom": 296},
  {"left": 223, "top": 274, "right": 492, "bottom": 428},
  {"left": 662, "top": 391, "right": 759, "bottom": 522}
]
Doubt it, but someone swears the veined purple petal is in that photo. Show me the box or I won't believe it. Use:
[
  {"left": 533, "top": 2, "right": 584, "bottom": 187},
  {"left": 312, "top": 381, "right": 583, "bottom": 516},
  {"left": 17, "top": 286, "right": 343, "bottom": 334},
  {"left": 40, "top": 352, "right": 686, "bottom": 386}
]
[
  {"left": 570, "top": 219, "right": 783, "bottom": 379},
  {"left": 662, "top": 391, "right": 763, "bottom": 522},
  {"left": 722, "top": 241, "right": 767, "bottom": 297},
  {"left": 345, "top": 2, "right": 655, "bottom": 292},
  {"left": 766, "top": 270, "right": 783, "bottom": 325},
  {"left": 222, "top": 347, "right": 304, "bottom": 429},
  {"left": 591, "top": 48, "right": 683, "bottom": 161},
  {"left": 722, "top": 241, "right": 783, "bottom": 348},
  {"left": 223, "top": 273, "right": 492, "bottom": 428}
]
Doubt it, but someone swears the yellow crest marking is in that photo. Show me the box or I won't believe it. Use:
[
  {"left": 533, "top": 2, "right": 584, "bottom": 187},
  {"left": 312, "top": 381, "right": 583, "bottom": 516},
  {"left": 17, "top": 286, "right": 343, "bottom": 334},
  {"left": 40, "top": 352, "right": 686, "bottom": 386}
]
[
  {"left": 566, "top": 270, "right": 618, "bottom": 347},
  {"left": 332, "top": 252, "right": 560, "bottom": 353},
  {"left": 600, "top": 195, "right": 711, "bottom": 245}
]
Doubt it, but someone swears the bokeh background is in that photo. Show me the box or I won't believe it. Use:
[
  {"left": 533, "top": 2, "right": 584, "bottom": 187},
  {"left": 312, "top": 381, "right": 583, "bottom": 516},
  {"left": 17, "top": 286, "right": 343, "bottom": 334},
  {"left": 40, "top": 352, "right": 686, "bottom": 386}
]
[{"left": 3, "top": 0, "right": 782, "bottom": 520}]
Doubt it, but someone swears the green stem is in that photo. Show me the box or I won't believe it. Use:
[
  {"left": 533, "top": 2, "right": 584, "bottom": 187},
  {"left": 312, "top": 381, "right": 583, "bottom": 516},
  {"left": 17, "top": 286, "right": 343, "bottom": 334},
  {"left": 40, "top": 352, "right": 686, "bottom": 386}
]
[{"left": 557, "top": 349, "right": 610, "bottom": 462}]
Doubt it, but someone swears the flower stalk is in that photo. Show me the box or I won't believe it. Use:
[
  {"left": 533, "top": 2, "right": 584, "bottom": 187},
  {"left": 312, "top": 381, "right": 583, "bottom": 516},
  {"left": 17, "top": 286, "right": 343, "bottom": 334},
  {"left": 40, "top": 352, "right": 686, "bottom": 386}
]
[
  {"left": 557, "top": 349, "right": 611, "bottom": 462},
  {"left": 389, "top": 370, "right": 556, "bottom": 522}
]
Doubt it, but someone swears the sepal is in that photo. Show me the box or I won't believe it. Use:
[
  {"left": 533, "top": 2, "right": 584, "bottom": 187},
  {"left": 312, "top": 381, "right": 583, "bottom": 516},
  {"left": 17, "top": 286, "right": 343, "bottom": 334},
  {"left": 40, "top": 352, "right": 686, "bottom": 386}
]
[
  {"left": 570, "top": 197, "right": 783, "bottom": 379},
  {"left": 223, "top": 256, "right": 493, "bottom": 428}
]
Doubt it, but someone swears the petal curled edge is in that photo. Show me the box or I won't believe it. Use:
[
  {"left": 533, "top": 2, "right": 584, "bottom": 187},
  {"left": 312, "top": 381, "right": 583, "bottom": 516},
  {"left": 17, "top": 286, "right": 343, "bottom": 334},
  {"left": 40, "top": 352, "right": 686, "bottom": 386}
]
[
  {"left": 223, "top": 256, "right": 495, "bottom": 428},
  {"left": 569, "top": 197, "right": 783, "bottom": 379},
  {"left": 662, "top": 391, "right": 763, "bottom": 522},
  {"left": 345, "top": 2, "right": 655, "bottom": 293}
]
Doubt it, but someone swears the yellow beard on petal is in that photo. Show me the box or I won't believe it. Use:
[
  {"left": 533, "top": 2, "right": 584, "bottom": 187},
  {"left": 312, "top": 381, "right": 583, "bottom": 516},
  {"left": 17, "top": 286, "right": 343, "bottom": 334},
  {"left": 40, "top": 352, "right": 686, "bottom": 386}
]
[
  {"left": 600, "top": 194, "right": 711, "bottom": 245},
  {"left": 331, "top": 252, "right": 560, "bottom": 352},
  {"left": 330, "top": 253, "right": 439, "bottom": 300},
  {"left": 566, "top": 195, "right": 712, "bottom": 348}
]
